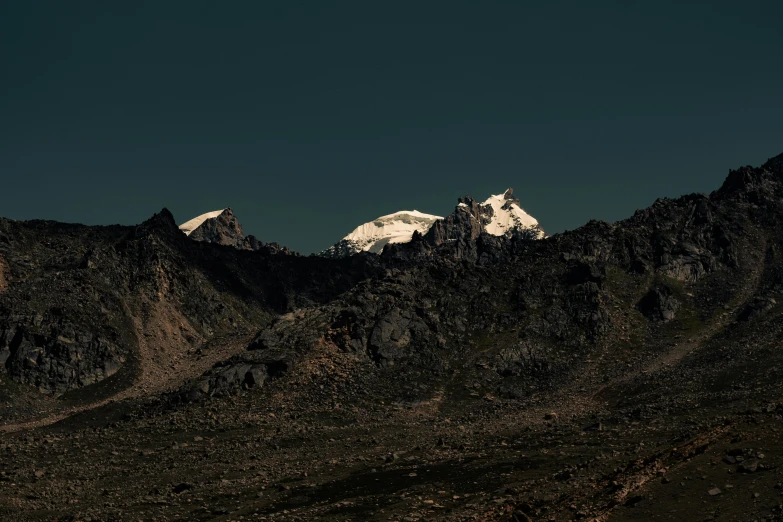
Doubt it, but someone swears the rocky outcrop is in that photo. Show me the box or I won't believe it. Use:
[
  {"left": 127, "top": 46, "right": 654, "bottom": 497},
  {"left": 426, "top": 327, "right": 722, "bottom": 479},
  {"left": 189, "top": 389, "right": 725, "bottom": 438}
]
[
  {"left": 188, "top": 208, "right": 246, "bottom": 247},
  {"left": 424, "top": 196, "right": 487, "bottom": 247},
  {"left": 174, "top": 309, "right": 330, "bottom": 401},
  {"left": 0, "top": 322, "right": 123, "bottom": 393},
  {"left": 243, "top": 235, "right": 296, "bottom": 255},
  {"left": 185, "top": 208, "right": 297, "bottom": 255},
  {"left": 739, "top": 296, "right": 777, "bottom": 321},
  {"left": 366, "top": 307, "right": 432, "bottom": 366},
  {"left": 638, "top": 285, "right": 680, "bottom": 322},
  {"left": 716, "top": 153, "right": 783, "bottom": 202},
  {"left": 181, "top": 352, "right": 293, "bottom": 401}
]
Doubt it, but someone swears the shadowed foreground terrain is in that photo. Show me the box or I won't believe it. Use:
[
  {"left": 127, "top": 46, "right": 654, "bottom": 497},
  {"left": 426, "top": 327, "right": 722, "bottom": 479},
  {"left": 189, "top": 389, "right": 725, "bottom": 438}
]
[{"left": 3, "top": 154, "right": 783, "bottom": 521}]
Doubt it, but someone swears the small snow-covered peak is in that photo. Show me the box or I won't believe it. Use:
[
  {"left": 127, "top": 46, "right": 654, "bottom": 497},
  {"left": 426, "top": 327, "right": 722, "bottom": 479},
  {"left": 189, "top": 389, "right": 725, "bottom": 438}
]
[
  {"left": 481, "top": 189, "right": 542, "bottom": 238},
  {"left": 179, "top": 209, "right": 226, "bottom": 236}
]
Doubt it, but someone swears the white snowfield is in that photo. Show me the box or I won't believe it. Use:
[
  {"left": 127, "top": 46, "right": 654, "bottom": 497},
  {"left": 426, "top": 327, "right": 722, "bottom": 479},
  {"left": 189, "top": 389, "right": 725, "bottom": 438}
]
[
  {"left": 178, "top": 209, "right": 225, "bottom": 236},
  {"left": 341, "top": 210, "right": 443, "bottom": 254}
]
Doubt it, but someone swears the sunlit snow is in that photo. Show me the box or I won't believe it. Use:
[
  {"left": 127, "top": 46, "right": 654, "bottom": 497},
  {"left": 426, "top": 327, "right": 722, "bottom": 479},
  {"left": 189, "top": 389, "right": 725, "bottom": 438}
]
[
  {"left": 178, "top": 210, "right": 225, "bottom": 236},
  {"left": 481, "top": 190, "right": 542, "bottom": 237},
  {"left": 341, "top": 210, "right": 443, "bottom": 253}
]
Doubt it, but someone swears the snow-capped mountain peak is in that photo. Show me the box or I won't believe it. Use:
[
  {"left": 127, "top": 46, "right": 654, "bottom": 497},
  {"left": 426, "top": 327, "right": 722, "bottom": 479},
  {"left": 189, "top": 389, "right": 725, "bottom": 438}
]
[
  {"left": 481, "top": 188, "right": 542, "bottom": 237},
  {"left": 321, "top": 210, "right": 442, "bottom": 258}
]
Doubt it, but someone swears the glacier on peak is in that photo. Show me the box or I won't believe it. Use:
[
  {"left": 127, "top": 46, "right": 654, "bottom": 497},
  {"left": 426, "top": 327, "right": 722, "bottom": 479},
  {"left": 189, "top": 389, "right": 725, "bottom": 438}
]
[{"left": 321, "top": 210, "right": 443, "bottom": 258}]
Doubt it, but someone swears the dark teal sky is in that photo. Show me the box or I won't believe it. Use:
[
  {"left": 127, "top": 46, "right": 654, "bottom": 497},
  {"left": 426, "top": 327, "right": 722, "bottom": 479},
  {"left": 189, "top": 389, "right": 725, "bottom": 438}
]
[{"left": 1, "top": 1, "right": 782, "bottom": 253}]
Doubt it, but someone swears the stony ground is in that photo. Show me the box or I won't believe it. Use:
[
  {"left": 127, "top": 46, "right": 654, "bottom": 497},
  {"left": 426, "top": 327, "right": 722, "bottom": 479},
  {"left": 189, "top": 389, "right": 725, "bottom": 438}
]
[{"left": 2, "top": 301, "right": 783, "bottom": 522}]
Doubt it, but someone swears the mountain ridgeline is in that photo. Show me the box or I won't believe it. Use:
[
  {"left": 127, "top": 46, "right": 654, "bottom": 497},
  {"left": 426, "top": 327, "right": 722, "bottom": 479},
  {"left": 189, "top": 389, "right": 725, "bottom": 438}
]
[
  {"left": 0, "top": 156, "right": 780, "bottom": 396},
  {"left": 318, "top": 187, "right": 544, "bottom": 258},
  {"left": 3, "top": 153, "right": 783, "bottom": 521}
]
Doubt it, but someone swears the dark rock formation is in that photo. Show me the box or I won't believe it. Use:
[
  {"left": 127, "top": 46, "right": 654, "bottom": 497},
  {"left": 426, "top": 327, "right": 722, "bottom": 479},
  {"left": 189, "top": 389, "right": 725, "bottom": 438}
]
[
  {"left": 424, "top": 196, "right": 487, "bottom": 247},
  {"left": 0, "top": 322, "right": 123, "bottom": 393},
  {"left": 186, "top": 208, "right": 297, "bottom": 255},
  {"left": 738, "top": 296, "right": 776, "bottom": 321},
  {"left": 188, "top": 208, "right": 246, "bottom": 247},
  {"left": 638, "top": 285, "right": 681, "bottom": 322},
  {"left": 182, "top": 352, "right": 293, "bottom": 401}
]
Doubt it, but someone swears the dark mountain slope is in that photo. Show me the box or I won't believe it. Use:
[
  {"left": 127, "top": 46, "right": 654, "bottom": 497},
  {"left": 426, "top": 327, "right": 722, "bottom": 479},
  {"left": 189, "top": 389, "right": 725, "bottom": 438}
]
[
  {"left": 0, "top": 209, "right": 381, "bottom": 406},
  {"left": 2, "top": 153, "right": 783, "bottom": 521}
]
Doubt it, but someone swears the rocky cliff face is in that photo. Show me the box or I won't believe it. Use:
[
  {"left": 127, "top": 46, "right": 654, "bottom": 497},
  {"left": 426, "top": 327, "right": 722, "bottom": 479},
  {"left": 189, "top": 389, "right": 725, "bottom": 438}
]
[{"left": 187, "top": 208, "right": 246, "bottom": 247}]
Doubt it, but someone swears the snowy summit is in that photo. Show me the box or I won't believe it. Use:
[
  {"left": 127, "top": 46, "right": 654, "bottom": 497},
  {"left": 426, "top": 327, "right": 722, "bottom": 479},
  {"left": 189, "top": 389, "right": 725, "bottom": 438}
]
[
  {"left": 480, "top": 188, "right": 543, "bottom": 238},
  {"left": 321, "top": 210, "right": 443, "bottom": 258}
]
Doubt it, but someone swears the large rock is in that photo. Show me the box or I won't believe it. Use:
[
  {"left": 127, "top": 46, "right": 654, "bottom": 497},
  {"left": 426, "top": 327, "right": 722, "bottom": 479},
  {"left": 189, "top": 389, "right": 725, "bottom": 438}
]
[
  {"left": 184, "top": 355, "right": 293, "bottom": 400},
  {"left": 638, "top": 285, "right": 680, "bottom": 322},
  {"left": 0, "top": 322, "right": 123, "bottom": 393},
  {"left": 739, "top": 296, "right": 776, "bottom": 321},
  {"left": 424, "top": 196, "right": 487, "bottom": 247},
  {"left": 188, "top": 208, "right": 246, "bottom": 247}
]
